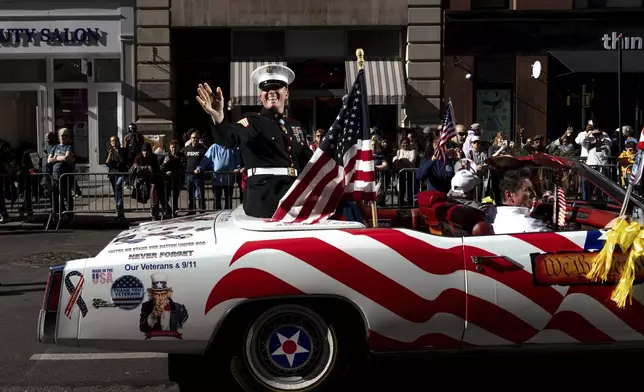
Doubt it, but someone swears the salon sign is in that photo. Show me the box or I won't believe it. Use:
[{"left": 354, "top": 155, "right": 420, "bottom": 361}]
[{"left": 0, "top": 20, "right": 120, "bottom": 54}]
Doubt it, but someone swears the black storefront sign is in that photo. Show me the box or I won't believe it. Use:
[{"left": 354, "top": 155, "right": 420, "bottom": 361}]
[{"left": 445, "top": 10, "right": 644, "bottom": 73}]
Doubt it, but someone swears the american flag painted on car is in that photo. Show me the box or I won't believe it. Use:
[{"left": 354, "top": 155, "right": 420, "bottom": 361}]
[{"left": 204, "top": 228, "right": 644, "bottom": 350}]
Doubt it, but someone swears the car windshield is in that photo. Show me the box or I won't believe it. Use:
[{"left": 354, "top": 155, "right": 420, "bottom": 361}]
[{"left": 574, "top": 160, "right": 644, "bottom": 209}]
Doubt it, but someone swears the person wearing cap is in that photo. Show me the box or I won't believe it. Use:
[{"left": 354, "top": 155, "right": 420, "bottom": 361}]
[
  {"left": 447, "top": 167, "right": 486, "bottom": 211},
  {"left": 462, "top": 123, "right": 482, "bottom": 157},
  {"left": 618, "top": 137, "right": 638, "bottom": 186},
  {"left": 195, "top": 64, "right": 313, "bottom": 218},
  {"left": 465, "top": 135, "right": 488, "bottom": 174}
]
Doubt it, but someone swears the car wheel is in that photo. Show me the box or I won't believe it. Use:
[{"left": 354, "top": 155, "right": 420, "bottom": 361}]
[{"left": 240, "top": 304, "right": 340, "bottom": 392}]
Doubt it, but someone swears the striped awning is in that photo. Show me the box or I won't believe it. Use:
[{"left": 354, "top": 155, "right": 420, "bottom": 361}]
[
  {"left": 230, "top": 61, "right": 287, "bottom": 106},
  {"left": 344, "top": 60, "right": 405, "bottom": 105}
]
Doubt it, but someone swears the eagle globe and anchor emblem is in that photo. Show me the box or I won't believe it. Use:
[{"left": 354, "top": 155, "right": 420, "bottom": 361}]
[{"left": 266, "top": 325, "right": 313, "bottom": 371}]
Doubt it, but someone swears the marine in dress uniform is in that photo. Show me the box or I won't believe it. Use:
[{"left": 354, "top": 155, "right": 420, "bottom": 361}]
[{"left": 196, "top": 64, "right": 313, "bottom": 218}]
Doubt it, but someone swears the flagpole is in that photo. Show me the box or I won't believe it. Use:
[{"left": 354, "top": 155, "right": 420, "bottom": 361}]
[{"left": 356, "top": 48, "right": 378, "bottom": 228}]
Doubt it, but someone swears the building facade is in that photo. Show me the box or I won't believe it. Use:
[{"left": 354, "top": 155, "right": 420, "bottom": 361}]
[
  {"left": 0, "top": 0, "right": 135, "bottom": 172},
  {"left": 444, "top": 0, "right": 644, "bottom": 142},
  {"left": 135, "top": 0, "right": 443, "bottom": 142}
]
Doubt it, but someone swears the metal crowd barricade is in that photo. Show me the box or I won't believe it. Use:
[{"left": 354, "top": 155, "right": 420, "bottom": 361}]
[
  {"left": 389, "top": 166, "right": 488, "bottom": 208},
  {"left": 55, "top": 172, "right": 169, "bottom": 230},
  {"left": 173, "top": 170, "right": 243, "bottom": 215},
  {"left": 0, "top": 172, "right": 56, "bottom": 229},
  {"left": 52, "top": 170, "right": 245, "bottom": 229}
]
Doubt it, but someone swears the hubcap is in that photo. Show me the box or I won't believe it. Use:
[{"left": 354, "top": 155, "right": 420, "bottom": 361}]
[{"left": 245, "top": 305, "right": 336, "bottom": 390}]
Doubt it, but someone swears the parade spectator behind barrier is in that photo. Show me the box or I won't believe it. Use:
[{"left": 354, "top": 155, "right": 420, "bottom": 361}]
[
  {"left": 575, "top": 121, "right": 596, "bottom": 159},
  {"left": 406, "top": 131, "right": 422, "bottom": 159},
  {"left": 124, "top": 123, "right": 144, "bottom": 164},
  {"left": 530, "top": 135, "right": 546, "bottom": 153},
  {"left": 106, "top": 136, "right": 129, "bottom": 219},
  {"left": 184, "top": 131, "right": 207, "bottom": 213},
  {"left": 462, "top": 123, "right": 482, "bottom": 157},
  {"left": 466, "top": 136, "right": 488, "bottom": 174},
  {"left": 613, "top": 125, "right": 635, "bottom": 156},
  {"left": 451, "top": 124, "right": 467, "bottom": 148},
  {"left": 618, "top": 137, "right": 637, "bottom": 187},
  {"left": 48, "top": 128, "right": 75, "bottom": 223},
  {"left": 547, "top": 129, "right": 575, "bottom": 155},
  {"left": 372, "top": 139, "right": 389, "bottom": 207},
  {"left": 196, "top": 142, "right": 242, "bottom": 210},
  {"left": 488, "top": 132, "right": 513, "bottom": 158},
  {"left": 310, "top": 129, "right": 325, "bottom": 152},
  {"left": 447, "top": 168, "right": 486, "bottom": 211},
  {"left": 0, "top": 139, "right": 18, "bottom": 223},
  {"left": 39, "top": 132, "right": 58, "bottom": 201},
  {"left": 415, "top": 139, "right": 455, "bottom": 194},
  {"left": 184, "top": 128, "right": 199, "bottom": 147},
  {"left": 160, "top": 140, "right": 184, "bottom": 217},
  {"left": 393, "top": 137, "right": 418, "bottom": 206},
  {"left": 132, "top": 143, "right": 168, "bottom": 220}
]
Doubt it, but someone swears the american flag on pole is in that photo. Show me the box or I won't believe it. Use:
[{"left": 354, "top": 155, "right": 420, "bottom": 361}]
[
  {"left": 270, "top": 68, "right": 375, "bottom": 224},
  {"left": 436, "top": 101, "right": 457, "bottom": 163}
]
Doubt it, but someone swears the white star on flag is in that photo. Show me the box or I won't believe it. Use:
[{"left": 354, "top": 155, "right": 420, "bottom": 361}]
[
  {"left": 597, "top": 230, "right": 608, "bottom": 242},
  {"left": 270, "top": 330, "right": 309, "bottom": 367}
]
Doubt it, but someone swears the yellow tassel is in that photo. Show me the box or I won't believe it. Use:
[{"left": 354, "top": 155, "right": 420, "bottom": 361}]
[
  {"left": 611, "top": 233, "right": 644, "bottom": 308},
  {"left": 611, "top": 252, "right": 635, "bottom": 308},
  {"left": 587, "top": 235, "right": 618, "bottom": 282},
  {"left": 587, "top": 217, "right": 631, "bottom": 282}
]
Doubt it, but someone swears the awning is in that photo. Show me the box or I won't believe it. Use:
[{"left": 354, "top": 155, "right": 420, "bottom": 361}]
[
  {"left": 230, "top": 61, "right": 287, "bottom": 106},
  {"left": 550, "top": 50, "right": 644, "bottom": 74},
  {"left": 345, "top": 60, "right": 405, "bottom": 105}
]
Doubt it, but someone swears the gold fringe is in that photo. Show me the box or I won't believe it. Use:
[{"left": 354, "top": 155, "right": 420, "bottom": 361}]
[{"left": 586, "top": 217, "right": 644, "bottom": 308}]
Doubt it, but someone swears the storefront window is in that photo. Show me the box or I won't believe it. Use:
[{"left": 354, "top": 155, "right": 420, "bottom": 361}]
[
  {"left": 475, "top": 89, "right": 513, "bottom": 138},
  {"left": 0, "top": 60, "right": 46, "bottom": 83},
  {"left": 53, "top": 59, "right": 88, "bottom": 82},
  {"left": 575, "top": 0, "right": 643, "bottom": 7},
  {"left": 369, "top": 105, "right": 398, "bottom": 141},
  {"left": 287, "top": 60, "right": 345, "bottom": 91},
  {"left": 315, "top": 97, "right": 341, "bottom": 132},
  {"left": 0, "top": 91, "right": 38, "bottom": 150},
  {"left": 471, "top": 0, "right": 510, "bottom": 9},
  {"left": 346, "top": 30, "right": 402, "bottom": 58},
  {"left": 97, "top": 92, "right": 119, "bottom": 164},
  {"left": 94, "top": 58, "right": 121, "bottom": 82},
  {"left": 286, "top": 29, "right": 345, "bottom": 58},
  {"left": 232, "top": 30, "right": 285, "bottom": 59},
  {"left": 54, "top": 89, "right": 89, "bottom": 164},
  {"left": 289, "top": 99, "right": 314, "bottom": 136}
]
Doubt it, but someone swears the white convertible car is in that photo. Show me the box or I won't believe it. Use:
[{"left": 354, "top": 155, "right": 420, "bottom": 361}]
[{"left": 37, "top": 155, "right": 644, "bottom": 392}]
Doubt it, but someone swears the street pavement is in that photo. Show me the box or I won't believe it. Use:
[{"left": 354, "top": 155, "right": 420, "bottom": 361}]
[{"left": 1, "top": 228, "right": 642, "bottom": 391}]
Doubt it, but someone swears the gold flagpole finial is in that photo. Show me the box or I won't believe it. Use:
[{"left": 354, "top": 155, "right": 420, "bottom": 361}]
[{"left": 356, "top": 48, "right": 365, "bottom": 70}]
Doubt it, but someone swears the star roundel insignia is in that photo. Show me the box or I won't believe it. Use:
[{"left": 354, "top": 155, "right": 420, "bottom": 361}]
[
  {"left": 237, "top": 118, "right": 249, "bottom": 128},
  {"left": 267, "top": 326, "right": 312, "bottom": 370}
]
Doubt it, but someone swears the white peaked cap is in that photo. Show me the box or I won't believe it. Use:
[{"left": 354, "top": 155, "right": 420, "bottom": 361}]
[{"left": 251, "top": 64, "right": 295, "bottom": 88}]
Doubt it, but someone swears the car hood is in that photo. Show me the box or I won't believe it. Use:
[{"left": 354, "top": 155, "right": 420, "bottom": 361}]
[{"left": 95, "top": 212, "right": 222, "bottom": 259}]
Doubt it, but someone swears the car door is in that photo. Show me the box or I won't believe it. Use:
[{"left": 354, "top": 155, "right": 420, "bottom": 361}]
[
  {"left": 342, "top": 228, "right": 467, "bottom": 351},
  {"left": 462, "top": 229, "right": 644, "bottom": 347}
]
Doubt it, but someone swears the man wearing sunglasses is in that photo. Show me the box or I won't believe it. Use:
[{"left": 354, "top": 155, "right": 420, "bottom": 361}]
[{"left": 196, "top": 64, "right": 313, "bottom": 218}]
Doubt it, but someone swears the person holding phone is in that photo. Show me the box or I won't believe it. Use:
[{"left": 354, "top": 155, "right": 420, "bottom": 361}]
[{"left": 488, "top": 132, "right": 512, "bottom": 158}]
